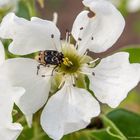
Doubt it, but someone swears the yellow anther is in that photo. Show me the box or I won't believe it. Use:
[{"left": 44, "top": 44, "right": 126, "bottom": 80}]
[{"left": 63, "top": 57, "right": 73, "bottom": 67}]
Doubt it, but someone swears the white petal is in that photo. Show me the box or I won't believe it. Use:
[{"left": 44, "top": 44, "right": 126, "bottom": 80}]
[
  {"left": 0, "top": 40, "right": 5, "bottom": 65},
  {"left": 0, "top": 83, "right": 24, "bottom": 124},
  {"left": 10, "top": 87, "right": 25, "bottom": 104},
  {"left": 41, "top": 85, "right": 100, "bottom": 140},
  {"left": 72, "top": 0, "right": 125, "bottom": 53},
  {"left": 127, "top": 0, "right": 140, "bottom": 12},
  {"left": 0, "top": 0, "right": 17, "bottom": 8},
  {"left": 88, "top": 52, "right": 140, "bottom": 108},
  {"left": 109, "top": 0, "right": 121, "bottom": 7},
  {"left": 0, "top": 0, "right": 18, "bottom": 13},
  {"left": 0, "top": 83, "right": 23, "bottom": 140},
  {"left": 0, "top": 123, "right": 23, "bottom": 140},
  {"left": 0, "top": 13, "right": 61, "bottom": 55},
  {"left": 0, "top": 58, "right": 51, "bottom": 118}
]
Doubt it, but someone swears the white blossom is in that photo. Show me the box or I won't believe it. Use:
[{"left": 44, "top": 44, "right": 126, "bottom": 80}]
[
  {"left": 127, "top": 0, "right": 140, "bottom": 13},
  {"left": 109, "top": 0, "right": 121, "bottom": 7},
  {"left": 110, "top": 0, "right": 140, "bottom": 13},
  {"left": 0, "top": 0, "right": 140, "bottom": 139},
  {"left": 0, "top": 41, "right": 24, "bottom": 140},
  {"left": 0, "top": 0, "right": 18, "bottom": 12}
]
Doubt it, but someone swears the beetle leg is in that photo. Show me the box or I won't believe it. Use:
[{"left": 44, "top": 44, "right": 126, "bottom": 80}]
[
  {"left": 51, "top": 65, "right": 58, "bottom": 76},
  {"left": 37, "top": 64, "right": 41, "bottom": 75},
  {"left": 37, "top": 64, "right": 46, "bottom": 75}
]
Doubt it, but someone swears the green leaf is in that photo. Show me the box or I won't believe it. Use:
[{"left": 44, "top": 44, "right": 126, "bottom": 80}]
[
  {"left": 118, "top": 0, "right": 128, "bottom": 16},
  {"left": 15, "top": 108, "right": 51, "bottom": 140},
  {"left": 92, "top": 129, "right": 121, "bottom": 140},
  {"left": 101, "top": 115, "right": 127, "bottom": 140},
  {"left": 16, "top": 0, "right": 30, "bottom": 19},
  {"left": 62, "top": 130, "right": 95, "bottom": 140},
  {"left": 92, "top": 109, "right": 140, "bottom": 140},
  {"left": 121, "top": 47, "right": 140, "bottom": 63},
  {"left": 107, "top": 109, "right": 140, "bottom": 140}
]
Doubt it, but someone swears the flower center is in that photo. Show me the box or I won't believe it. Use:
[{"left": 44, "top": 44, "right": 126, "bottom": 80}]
[
  {"left": 58, "top": 44, "right": 92, "bottom": 75},
  {"left": 50, "top": 44, "right": 94, "bottom": 94}
]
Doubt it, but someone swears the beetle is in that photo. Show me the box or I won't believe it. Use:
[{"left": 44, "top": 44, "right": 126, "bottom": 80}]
[{"left": 35, "top": 50, "right": 64, "bottom": 76}]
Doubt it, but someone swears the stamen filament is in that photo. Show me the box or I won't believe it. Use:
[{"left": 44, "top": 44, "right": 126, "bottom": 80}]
[
  {"left": 88, "top": 58, "right": 100, "bottom": 64},
  {"left": 71, "top": 75, "right": 75, "bottom": 86},
  {"left": 65, "top": 29, "right": 69, "bottom": 44},
  {"left": 58, "top": 78, "right": 65, "bottom": 89},
  {"left": 78, "top": 71, "right": 92, "bottom": 76}
]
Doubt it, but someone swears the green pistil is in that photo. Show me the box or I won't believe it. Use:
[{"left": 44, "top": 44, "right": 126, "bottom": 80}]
[{"left": 58, "top": 45, "right": 93, "bottom": 74}]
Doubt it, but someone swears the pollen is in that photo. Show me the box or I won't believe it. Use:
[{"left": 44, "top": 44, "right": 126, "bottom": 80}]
[{"left": 63, "top": 57, "right": 73, "bottom": 67}]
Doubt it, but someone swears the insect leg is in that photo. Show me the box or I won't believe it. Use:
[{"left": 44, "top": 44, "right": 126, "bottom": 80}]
[
  {"left": 37, "top": 64, "right": 46, "bottom": 75},
  {"left": 37, "top": 64, "right": 41, "bottom": 75},
  {"left": 51, "top": 65, "right": 58, "bottom": 76}
]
